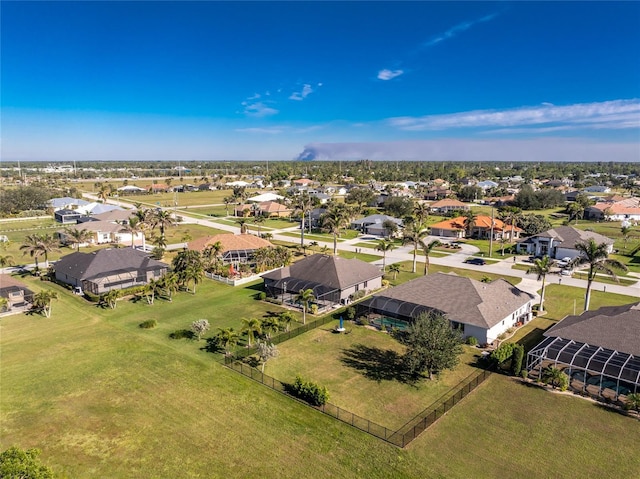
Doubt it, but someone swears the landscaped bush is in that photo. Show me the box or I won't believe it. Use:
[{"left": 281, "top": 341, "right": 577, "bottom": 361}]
[
  {"left": 345, "top": 306, "right": 356, "bottom": 321},
  {"left": 511, "top": 344, "right": 525, "bottom": 376},
  {"left": 310, "top": 304, "right": 318, "bottom": 315},
  {"left": 465, "top": 336, "right": 478, "bottom": 346},
  {"left": 289, "top": 375, "right": 329, "bottom": 406},
  {"left": 350, "top": 290, "right": 367, "bottom": 301},
  {"left": 139, "top": 319, "right": 157, "bottom": 329},
  {"left": 490, "top": 342, "right": 515, "bottom": 365},
  {"left": 169, "top": 329, "right": 195, "bottom": 340},
  {"left": 257, "top": 292, "right": 266, "bottom": 301},
  {"left": 84, "top": 291, "right": 101, "bottom": 303}
]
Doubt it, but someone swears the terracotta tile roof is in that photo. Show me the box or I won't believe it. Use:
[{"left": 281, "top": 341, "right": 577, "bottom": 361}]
[
  {"left": 260, "top": 201, "right": 291, "bottom": 213},
  {"left": 545, "top": 302, "right": 640, "bottom": 356},
  {"left": 363, "top": 273, "right": 534, "bottom": 329},
  {"left": 188, "top": 234, "right": 273, "bottom": 253},
  {"left": 473, "top": 216, "right": 522, "bottom": 232},
  {"left": 430, "top": 218, "right": 466, "bottom": 231}
]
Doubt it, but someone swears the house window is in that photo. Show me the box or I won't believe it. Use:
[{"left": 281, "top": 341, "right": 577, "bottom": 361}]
[
  {"left": 364, "top": 281, "right": 368, "bottom": 288},
  {"left": 355, "top": 284, "right": 360, "bottom": 292}
]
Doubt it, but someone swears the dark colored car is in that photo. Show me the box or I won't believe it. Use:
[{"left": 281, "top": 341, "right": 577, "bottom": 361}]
[{"left": 464, "top": 257, "right": 486, "bottom": 266}]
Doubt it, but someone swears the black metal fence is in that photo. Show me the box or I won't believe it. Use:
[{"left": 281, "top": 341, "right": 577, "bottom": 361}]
[{"left": 224, "top": 357, "right": 492, "bottom": 448}]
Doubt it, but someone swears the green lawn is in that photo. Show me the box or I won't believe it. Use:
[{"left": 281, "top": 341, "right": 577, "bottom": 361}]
[
  {"left": 2, "top": 275, "right": 639, "bottom": 477},
  {"left": 119, "top": 189, "right": 254, "bottom": 207},
  {"left": 337, "top": 250, "right": 382, "bottom": 262},
  {"left": 385, "top": 261, "right": 522, "bottom": 286},
  {"left": 280, "top": 231, "right": 347, "bottom": 243},
  {"left": 265, "top": 324, "right": 482, "bottom": 430}
]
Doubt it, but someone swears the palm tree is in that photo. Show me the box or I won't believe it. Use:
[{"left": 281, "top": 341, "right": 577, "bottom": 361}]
[
  {"left": 402, "top": 222, "right": 429, "bottom": 273},
  {"left": 421, "top": 239, "right": 442, "bottom": 275},
  {"left": 160, "top": 272, "right": 180, "bottom": 301},
  {"left": 527, "top": 256, "right": 554, "bottom": 312},
  {"left": 295, "top": 289, "right": 315, "bottom": 325},
  {"left": 278, "top": 311, "right": 295, "bottom": 332},
  {"left": 573, "top": 239, "right": 628, "bottom": 311},
  {"left": 568, "top": 202, "right": 584, "bottom": 225},
  {"left": 0, "top": 254, "right": 15, "bottom": 268},
  {"left": 97, "top": 184, "right": 110, "bottom": 202},
  {"left": 216, "top": 327, "right": 240, "bottom": 355},
  {"left": 143, "top": 278, "right": 162, "bottom": 305},
  {"left": 236, "top": 218, "right": 249, "bottom": 234},
  {"left": 414, "top": 202, "right": 430, "bottom": 224},
  {"left": 20, "top": 234, "right": 44, "bottom": 271},
  {"left": 64, "top": 227, "right": 92, "bottom": 251},
  {"left": 150, "top": 209, "right": 176, "bottom": 242},
  {"left": 291, "top": 191, "right": 315, "bottom": 247},
  {"left": 388, "top": 263, "right": 401, "bottom": 280},
  {"left": 626, "top": 393, "right": 640, "bottom": 413},
  {"left": 375, "top": 239, "right": 395, "bottom": 273},
  {"left": 122, "top": 217, "right": 145, "bottom": 248},
  {"left": 541, "top": 366, "right": 568, "bottom": 390},
  {"left": 104, "top": 289, "right": 120, "bottom": 309},
  {"left": 0, "top": 296, "right": 8, "bottom": 312},
  {"left": 261, "top": 316, "right": 280, "bottom": 340},
  {"left": 32, "top": 290, "right": 58, "bottom": 318},
  {"left": 253, "top": 215, "right": 265, "bottom": 237},
  {"left": 463, "top": 212, "right": 477, "bottom": 239},
  {"left": 320, "top": 206, "right": 349, "bottom": 255},
  {"left": 38, "top": 234, "right": 60, "bottom": 269},
  {"left": 183, "top": 264, "right": 204, "bottom": 293},
  {"left": 241, "top": 318, "right": 262, "bottom": 347},
  {"left": 223, "top": 196, "right": 234, "bottom": 216}
]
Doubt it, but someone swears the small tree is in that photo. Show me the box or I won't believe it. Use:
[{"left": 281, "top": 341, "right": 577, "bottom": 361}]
[
  {"left": 527, "top": 256, "right": 554, "bottom": 312},
  {"left": 241, "top": 317, "right": 262, "bottom": 347},
  {"left": 402, "top": 311, "right": 464, "bottom": 380},
  {"left": 104, "top": 289, "right": 120, "bottom": 309},
  {"left": 0, "top": 446, "right": 54, "bottom": 479},
  {"left": 542, "top": 366, "right": 569, "bottom": 390},
  {"left": 216, "top": 327, "right": 239, "bottom": 355},
  {"left": 256, "top": 341, "right": 279, "bottom": 373},
  {"left": 511, "top": 344, "right": 525, "bottom": 376},
  {"left": 388, "top": 263, "right": 401, "bottom": 280},
  {"left": 278, "top": 311, "right": 295, "bottom": 332},
  {"left": 32, "top": 290, "right": 58, "bottom": 318},
  {"left": 191, "top": 319, "right": 210, "bottom": 341},
  {"left": 421, "top": 239, "right": 442, "bottom": 275},
  {"left": 375, "top": 239, "right": 395, "bottom": 273},
  {"left": 625, "top": 393, "right": 640, "bottom": 413}
]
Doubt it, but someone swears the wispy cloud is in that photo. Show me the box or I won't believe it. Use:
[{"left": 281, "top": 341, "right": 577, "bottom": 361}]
[
  {"left": 241, "top": 100, "right": 279, "bottom": 118},
  {"left": 377, "top": 69, "right": 404, "bottom": 81},
  {"left": 424, "top": 12, "right": 499, "bottom": 48},
  {"left": 289, "top": 83, "right": 321, "bottom": 101},
  {"left": 236, "top": 125, "right": 322, "bottom": 135},
  {"left": 388, "top": 99, "right": 640, "bottom": 131}
]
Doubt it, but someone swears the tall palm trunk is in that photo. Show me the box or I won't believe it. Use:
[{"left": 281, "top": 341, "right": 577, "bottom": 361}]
[{"left": 412, "top": 244, "right": 418, "bottom": 273}]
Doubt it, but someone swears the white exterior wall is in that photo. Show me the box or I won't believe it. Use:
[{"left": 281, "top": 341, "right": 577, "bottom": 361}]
[
  {"left": 461, "top": 300, "right": 533, "bottom": 344},
  {"left": 340, "top": 276, "right": 383, "bottom": 301}
]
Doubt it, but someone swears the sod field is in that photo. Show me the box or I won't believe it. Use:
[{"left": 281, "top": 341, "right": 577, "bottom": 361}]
[{"left": 1, "top": 276, "right": 639, "bottom": 478}]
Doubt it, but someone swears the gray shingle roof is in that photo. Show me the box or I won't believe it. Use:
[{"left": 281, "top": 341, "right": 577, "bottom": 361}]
[
  {"left": 544, "top": 302, "right": 640, "bottom": 356},
  {"left": 364, "top": 273, "right": 534, "bottom": 329},
  {"left": 518, "top": 226, "right": 613, "bottom": 247},
  {"left": 262, "top": 254, "right": 382, "bottom": 290},
  {"left": 54, "top": 248, "right": 167, "bottom": 281},
  {"left": 351, "top": 214, "right": 403, "bottom": 226}
]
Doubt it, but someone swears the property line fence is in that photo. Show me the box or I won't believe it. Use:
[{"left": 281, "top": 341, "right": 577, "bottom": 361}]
[{"left": 223, "top": 356, "right": 492, "bottom": 448}]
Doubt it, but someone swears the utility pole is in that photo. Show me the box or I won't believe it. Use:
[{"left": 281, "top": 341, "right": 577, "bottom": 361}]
[{"left": 489, "top": 207, "right": 495, "bottom": 258}]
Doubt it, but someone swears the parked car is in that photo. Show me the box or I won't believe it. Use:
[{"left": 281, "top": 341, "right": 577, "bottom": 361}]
[{"left": 464, "top": 257, "right": 486, "bottom": 266}]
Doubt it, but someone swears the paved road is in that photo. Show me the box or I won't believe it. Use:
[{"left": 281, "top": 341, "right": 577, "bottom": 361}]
[{"left": 78, "top": 192, "right": 640, "bottom": 303}]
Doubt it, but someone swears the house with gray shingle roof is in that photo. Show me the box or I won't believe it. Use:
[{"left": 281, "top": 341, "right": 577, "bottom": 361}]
[
  {"left": 527, "top": 302, "right": 640, "bottom": 399},
  {"left": 516, "top": 226, "right": 614, "bottom": 260},
  {"left": 350, "top": 214, "right": 403, "bottom": 236},
  {"left": 54, "top": 248, "right": 168, "bottom": 295},
  {"left": 359, "top": 273, "right": 534, "bottom": 344},
  {"left": 262, "top": 254, "right": 383, "bottom": 308}
]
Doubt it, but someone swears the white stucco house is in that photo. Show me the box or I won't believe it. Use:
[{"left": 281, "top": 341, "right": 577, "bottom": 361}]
[{"left": 516, "top": 226, "right": 614, "bottom": 260}]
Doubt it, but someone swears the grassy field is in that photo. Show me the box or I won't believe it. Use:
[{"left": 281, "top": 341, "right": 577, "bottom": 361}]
[
  {"left": 2, "top": 275, "right": 639, "bottom": 477},
  {"left": 265, "top": 324, "right": 481, "bottom": 430},
  {"left": 385, "top": 261, "right": 522, "bottom": 286},
  {"left": 118, "top": 188, "right": 248, "bottom": 207}
]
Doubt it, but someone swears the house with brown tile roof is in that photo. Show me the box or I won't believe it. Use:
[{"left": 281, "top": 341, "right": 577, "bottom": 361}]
[
  {"left": 262, "top": 254, "right": 383, "bottom": 308},
  {"left": 429, "top": 198, "right": 470, "bottom": 213},
  {"left": 188, "top": 233, "right": 273, "bottom": 266},
  {"left": 429, "top": 216, "right": 521, "bottom": 240},
  {"left": 358, "top": 272, "right": 534, "bottom": 344},
  {"left": 586, "top": 197, "right": 640, "bottom": 221},
  {"left": 430, "top": 218, "right": 466, "bottom": 238}
]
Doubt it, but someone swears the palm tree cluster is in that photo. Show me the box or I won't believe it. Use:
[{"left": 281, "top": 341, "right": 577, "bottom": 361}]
[
  {"left": 252, "top": 246, "right": 293, "bottom": 273},
  {"left": 20, "top": 233, "right": 60, "bottom": 272},
  {"left": 171, "top": 250, "right": 205, "bottom": 293},
  {"left": 32, "top": 290, "right": 58, "bottom": 318}
]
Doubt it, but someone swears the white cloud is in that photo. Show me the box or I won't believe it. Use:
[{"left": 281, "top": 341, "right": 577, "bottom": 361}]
[
  {"left": 241, "top": 101, "right": 279, "bottom": 117},
  {"left": 387, "top": 99, "right": 640, "bottom": 131},
  {"left": 423, "top": 12, "right": 499, "bottom": 48},
  {"left": 289, "top": 84, "right": 315, "bottom": 101},
  {"left": 377, "top": 69, "right": 404, "bottom": 81}
]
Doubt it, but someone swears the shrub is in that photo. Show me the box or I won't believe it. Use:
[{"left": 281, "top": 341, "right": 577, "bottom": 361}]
[
  {"left": 258, "top": 292, "right": 266, "bottom": 301},
  {"left": 490, "top": 342, "right": 516, "bottom": 365},
  {"left": 84, "top": 291, "right": 101, "bottom": 303},
  {"left": 345, "top": 306, "right": 356, "bottom": 321},
  {"left": 169, "top": 329, "right": 195, "bottom": 340},
  {"left": 139, "top": 319, "right": 157, "bottom": 329},
  {"left": 381, "top": 279, "right": 390, "bottom": 288},
  {"left": 350, "top": 290, "right": 367, "bottom": 301},
  {"left": 496, "top": 332, "right": 507, "bottom": 341},
  {"left": 310, "top": 304, "right": 318, "bottom": 315},
  {"left": 289, "top": 375, "right": 329, "bottom": 406},
  {"left": 465, "top": 336, "right": 478, "bottom": 346},
  {"left": 511, "top": 344, "right": 525, "bottom": 376},
  {"left": 520, "top": 369, "right": 529, "bottom": 379}
]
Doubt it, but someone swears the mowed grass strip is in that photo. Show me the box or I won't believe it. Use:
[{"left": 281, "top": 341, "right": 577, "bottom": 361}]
[{"left": 264, "top": 323, "right": 482, "bottom": 430}]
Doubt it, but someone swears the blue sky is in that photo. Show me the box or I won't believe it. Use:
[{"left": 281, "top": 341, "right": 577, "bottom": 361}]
[{"left": 2, "top": 1, "right": 639, "bottom": 162}]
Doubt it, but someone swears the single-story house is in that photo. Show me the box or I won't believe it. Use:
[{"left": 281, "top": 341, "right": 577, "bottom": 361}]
[
  {"left": 54, "top": 208, "right": 83, "bottom": 224},
  {"left": 91, "top": 209, "right": 135, "bottom": 223},
  {"left": 358, "top": 273, "right": 534, "bottom": 345},
  {"left": 188, "top": 233, "right": 273, "bottom": 267},
  {"left": 527, "top": 302, "right": 640, "bottom": 398},
  {"left": 262, "top": 254, "right": 383, "bottom": 308},
  {"left": 423, "top": 187, "right": 452, "bottom": 201},
  {"left": 48, "top": 197, "right": 90, "bottom": 212},
  {"left": 76, "top": 202, "right": 125, "bottom": 216},
  {"left": 246, "top": 192, "right": 285, "bottom": 203},
  {"left": 351, "top": 214, "right": 403, "bottom": 236},
  {"left": 54, "top": 248, "right": 168, "bottom": 295},
  {"left": 293, "top": 178, "right": 314, "bottom": 187},
  {"left": 516, "top": 226, "right": 614, "bottom": 259},
  {"left": 477, "top": 180, "right": 499, "bottom": 190},
  {"left": 428, "top": 199, "right": 470, "bottom": 213},
  {"left": 234, "top": 201, "right": 292, "bottom": 218},
  {"left": 147, "top": 183, "right": 172, "bottom": 193},
  {"left": 0, "top": 274, "right": 34, "bottom": 314},
  {"left": 58, "top": 221, "right": 145, "bottom": 247},
  {"left": 583, "top": 185, "right": 611, "bottom": 194},
  {"left": 117, "top": 185, "right": 146, "bottom": 194}
]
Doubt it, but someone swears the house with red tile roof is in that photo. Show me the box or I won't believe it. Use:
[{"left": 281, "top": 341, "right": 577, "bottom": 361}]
[
  {"left": 429, "top": 215, "right": 521, "bottom": 240},
  {"left": 586, "top": 197, "right": 640, "bottom": 221}
]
